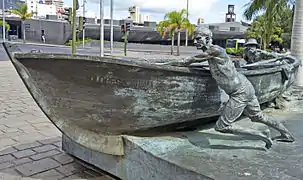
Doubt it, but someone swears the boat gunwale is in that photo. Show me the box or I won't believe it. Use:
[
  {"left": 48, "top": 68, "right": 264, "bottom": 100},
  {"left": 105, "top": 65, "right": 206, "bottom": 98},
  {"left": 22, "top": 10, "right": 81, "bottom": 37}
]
[{"left": 12, "top": 52, "right": 301, "bottom": 77}]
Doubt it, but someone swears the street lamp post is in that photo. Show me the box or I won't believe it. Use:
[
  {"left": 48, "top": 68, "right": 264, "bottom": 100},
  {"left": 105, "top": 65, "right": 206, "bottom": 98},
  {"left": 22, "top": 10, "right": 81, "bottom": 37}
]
[
  {"left": 71, "top": 0, "right": 77, "bottom": 54},
  {"left": 2, "top": 0, "right": 5, "bottom": 42},
  {"left": 110, "top": 0, "right": 113, "bottom": 54},
  {"left": 82, "top": 0, "right": 86, "bottom": 48},
  {"left": 185, "top": 0, "right": 188, "bottom": 47},
  {"left": 99, "top": 0, "right": 104, "bottom": 57}
]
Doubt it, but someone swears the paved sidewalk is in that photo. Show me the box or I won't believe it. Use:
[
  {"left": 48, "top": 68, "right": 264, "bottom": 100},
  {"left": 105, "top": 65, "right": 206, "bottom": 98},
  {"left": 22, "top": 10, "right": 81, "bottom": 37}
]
[{"left": 0, "top": 61, "right": 115, "bottom": 179}]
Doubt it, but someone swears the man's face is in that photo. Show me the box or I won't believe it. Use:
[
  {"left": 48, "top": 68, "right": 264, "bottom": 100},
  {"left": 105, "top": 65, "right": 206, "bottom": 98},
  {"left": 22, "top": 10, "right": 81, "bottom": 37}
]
[
  {"left": 245, "top": 44, "right": 257, "bottom": 49},
  {"left": 193, "top": 30, "right": 212, "bottom": 52}
]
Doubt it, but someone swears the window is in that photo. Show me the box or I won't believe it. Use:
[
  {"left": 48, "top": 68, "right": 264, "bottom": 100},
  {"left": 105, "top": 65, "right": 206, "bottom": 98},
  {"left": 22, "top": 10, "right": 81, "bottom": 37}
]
[
  {"left": 209, "top": 25, "right": 219, "bottom": 31},
  {"left": 230, "top": 27, "right": 236, "bottom": 31},
  {"left": 226, "top": 40, "right": 236, "bottom": 48}
]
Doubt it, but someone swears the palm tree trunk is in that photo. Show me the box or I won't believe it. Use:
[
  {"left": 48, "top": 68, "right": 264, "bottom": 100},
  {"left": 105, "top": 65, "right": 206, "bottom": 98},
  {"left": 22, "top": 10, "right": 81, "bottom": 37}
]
[
  {"left": 263, "top": 39, "right": 267, "bottom": 50},
  {"left": 171, "top": 33, "right": 174, "bottom": 55},
  {"left": 177, "top": 31, "right": 181, "bottom": 56},
  {"left": 22, "top": 21, "right": 25, "bottom": 43},
  {"left": 291, "top": 0, "right": 303, "bottom": 86}
]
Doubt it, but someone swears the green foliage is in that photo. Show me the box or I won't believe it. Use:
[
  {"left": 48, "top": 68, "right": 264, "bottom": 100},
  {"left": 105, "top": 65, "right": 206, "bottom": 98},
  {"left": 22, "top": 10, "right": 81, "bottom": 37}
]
[
  {"left": 243, "top": 0, "right": 293, "bottom": 21},
  {"left": 156, "top": 9, "right": 195, "bottom": 56},
  {"left": 245, "top": 14, "right": 282, "bottom": 49},
  {"left": 11, "top": 2, "right": 32, "bottom": 21},
  {"left": 243, "top": 0, "right": 295, "bottom": 49},
  {"left": 156, "top": 9, "right": 195, "bottom": 38},
  {"left": 0, "top": 21, "right": 10, "bottom": 32},
  {"left": 245, "top": 3, "right": 294, "bottom": 49}
]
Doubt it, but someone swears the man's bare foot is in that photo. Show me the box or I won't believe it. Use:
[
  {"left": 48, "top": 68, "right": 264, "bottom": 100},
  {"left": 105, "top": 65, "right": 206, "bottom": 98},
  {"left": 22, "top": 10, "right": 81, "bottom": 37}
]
[
  {"left": 264, "top": 138, "right": 273, "bottom": 149},
  {"left": 273, "top": 133, "right": 295, "bottom": 142},
  {"left": 262, "top": 129, "right": 273, "bottom": 149}
]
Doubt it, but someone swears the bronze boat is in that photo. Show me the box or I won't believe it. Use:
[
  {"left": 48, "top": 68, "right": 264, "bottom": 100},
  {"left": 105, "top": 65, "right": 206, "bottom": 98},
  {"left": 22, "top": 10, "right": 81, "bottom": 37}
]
[{"left": 3, "top": 42, "right": 300, "bottom": 155}]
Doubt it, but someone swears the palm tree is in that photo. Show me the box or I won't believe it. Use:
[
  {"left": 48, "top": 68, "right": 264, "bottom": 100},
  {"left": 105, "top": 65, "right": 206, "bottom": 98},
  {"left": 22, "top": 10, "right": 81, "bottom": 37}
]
[
  {"left": 156, "top": 9, "right": 194, "bottom": 56},
  {"left": 291, "top": 0, "right": 303, "bottom": 86},
  {"left": 157, "top": 21, "right": 175, "bottom": 55},
  {"left": 0, "top": 20, "right": 10, "bottom": 32},
  {"left": 243, "top": 0, "right": 303, "bottom": 86},
  {"left": 11, "top": 2, "right": 32, "bottom": 43}
]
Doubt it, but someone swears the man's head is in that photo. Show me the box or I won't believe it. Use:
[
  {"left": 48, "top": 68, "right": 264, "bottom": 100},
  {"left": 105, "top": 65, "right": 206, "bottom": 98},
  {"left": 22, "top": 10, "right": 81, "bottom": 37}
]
[
  {"left": 193, "top": 26, "right": 213, "bottom": 52},
  {"left": 244, "top": 39, "right": 259, "bottom": 50}
]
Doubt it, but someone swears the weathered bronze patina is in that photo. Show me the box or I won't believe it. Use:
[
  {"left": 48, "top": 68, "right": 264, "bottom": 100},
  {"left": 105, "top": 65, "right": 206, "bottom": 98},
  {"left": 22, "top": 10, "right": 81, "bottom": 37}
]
[
  {"left": 2, "top": 39, "right": 300, "bottom": 155},
  {"left": 164, "top": 26, "right": 297, "bottom": 149}
]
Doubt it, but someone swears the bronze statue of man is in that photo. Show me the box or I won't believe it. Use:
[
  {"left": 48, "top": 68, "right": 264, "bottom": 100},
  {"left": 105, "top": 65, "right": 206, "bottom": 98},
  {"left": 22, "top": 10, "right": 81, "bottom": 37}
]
[
  {"left": 243, "top": 38, "right": 280, "bottom": 64},
  {"left": 165, "top": 26, "right": 294, "bottom": 149}
]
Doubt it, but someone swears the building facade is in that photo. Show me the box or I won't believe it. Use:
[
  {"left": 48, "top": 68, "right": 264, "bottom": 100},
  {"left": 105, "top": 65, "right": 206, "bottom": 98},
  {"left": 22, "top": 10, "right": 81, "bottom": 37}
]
[
  {"left": 225, "top": 4, "right": 236, "bottom": 22},
  {"left": 128, "top": 5, "right": 150, "bottom": 24},
  {"left": 197, "top": 17, "right": 204, "bottom": 25},
  {"left": 0, "top": 0, "right": 25, "bottom": 10},
  {"left": 44, "top": 0, "right": 63, "bottom": 11},
  {"left": 24, "top": 0, "right": 56, "bottom": 18}
]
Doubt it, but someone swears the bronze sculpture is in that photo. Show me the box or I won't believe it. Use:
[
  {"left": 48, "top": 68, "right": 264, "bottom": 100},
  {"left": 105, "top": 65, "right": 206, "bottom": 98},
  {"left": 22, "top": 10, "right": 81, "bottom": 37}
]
[{"left": 164, "top": 26, "right": 295, "bottom": 149}]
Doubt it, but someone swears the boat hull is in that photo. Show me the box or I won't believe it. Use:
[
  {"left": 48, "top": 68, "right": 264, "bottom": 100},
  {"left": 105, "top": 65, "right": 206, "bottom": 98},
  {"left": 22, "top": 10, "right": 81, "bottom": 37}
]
[{"left": 4, "top": 43, "right": 300, "bottom": 155}]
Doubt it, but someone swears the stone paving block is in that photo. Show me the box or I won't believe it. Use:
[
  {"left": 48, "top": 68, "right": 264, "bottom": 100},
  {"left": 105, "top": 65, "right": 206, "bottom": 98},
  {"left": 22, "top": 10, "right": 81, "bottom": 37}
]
[
  {"left": 13, "top": 133, "right": 46, "bottom": 143},
  {"left": 0, "top": 147, "right": 18, "bottom": 156},
  {"left": 12, "top": 149, "right": 36, "bottom": 159},
  {"left": 52, "top": 153, "right": 74, "bottom": 165},
  {"left": 56, "top": 163, "right": 85, "bottom": 177},
  {"left": 4, "top": 121, "right": 30, "bottom": 128},
  {"left": 38, "top": 129, "right": 61, "bottom": 137},
  {"left": 33, "top": 144, "right": 57, "bottom": 153},
  {"left": 60, "top": 173, "right": 94, "bottom": 180},
  {"left": 25, "top": 117, "right": 48, "bottom": 124},
  {"left": 15, "top": 158, "right": 61, "bottom": 176},
  {"left": 31, "top": 122, "right": 52, "bottom": 128},
  {"left": 38, "top": 137, "right": 61, "bottom": 145},
  {"left": 30, "top": 169, "right": 65, "bottom": 179},
  {"left": 2, "top": 127, "right": 21, "bottom": 133},
  {"left": 0, "top": 138, "right": 16, "bottom": 147},
  {"left": 0, "top": 154, "right": 15, "bottom": 163},
  {"left": 18, "top": 126, "right": 36, "bottom": 132},
  {"left": 0, "top": 125, "right": 6, "bottom": 130},
  {"left": 53, "top": 141, "right": 62, "bottom": 148},
  {"left": 83, "top": 169, "right": 104, "bottom": 177},
  {"left": 1, "top": 131, "right": 26, "bottom": 139},
  {"left": 13, "top": 142, "right": 42, "bottom": 151},
  {"left": 0, "top": 162, "right": 14, "bottom": 170},
  {"left": 13, "top": 157, "right": 33, "bottom": 165},
  {"left": 30, "top": 150, "right": 61, "bottom": 160},
  {"left": 0, "top": 167, "right": 21, "bottom": 176}
]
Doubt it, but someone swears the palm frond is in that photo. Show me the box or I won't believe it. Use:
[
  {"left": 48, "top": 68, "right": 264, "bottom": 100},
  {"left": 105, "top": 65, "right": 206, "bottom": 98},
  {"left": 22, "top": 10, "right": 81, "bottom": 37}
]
[
  {"left": 243, "top": 0, "right": 266, "bottom": 20},
  {"left": 11, "top": 2, "right": 32, "bottom": 21},
  {"left": 158, "top": 8, "right": 194, "bottom": 39}
]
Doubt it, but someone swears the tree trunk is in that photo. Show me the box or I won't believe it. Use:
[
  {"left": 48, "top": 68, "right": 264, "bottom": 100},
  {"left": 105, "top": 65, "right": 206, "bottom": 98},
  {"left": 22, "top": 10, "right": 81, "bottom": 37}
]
[
  {"left": 185, "top": 29, "right": 188, "bottom": 46},
  {"left": 263, "top": 39, "right": 267, "bottom": 50},
  {"left": 291, "top": 0, "right": 303, "bottom": 86},
  {"left": 22, "top": 21, "right": 26, "bottom": 43},
  {"left": 177, "top": 31, "right": 181, "bottom": 56},
  {"left": 171, "top": 33, "right": 174, "bottom": 55}
]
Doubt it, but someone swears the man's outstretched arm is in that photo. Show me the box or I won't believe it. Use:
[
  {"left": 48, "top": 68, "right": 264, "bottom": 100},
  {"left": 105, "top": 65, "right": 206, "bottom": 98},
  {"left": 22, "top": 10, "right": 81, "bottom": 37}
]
[{"left": 157, "top": 53, "right": 211, "bottom": 67}]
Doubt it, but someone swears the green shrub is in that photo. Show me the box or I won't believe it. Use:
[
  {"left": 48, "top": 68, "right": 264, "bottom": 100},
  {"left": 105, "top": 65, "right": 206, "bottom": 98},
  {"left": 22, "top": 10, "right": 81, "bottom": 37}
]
[{"left": 265, "top": 49, "right": 273, "bottom": 52}]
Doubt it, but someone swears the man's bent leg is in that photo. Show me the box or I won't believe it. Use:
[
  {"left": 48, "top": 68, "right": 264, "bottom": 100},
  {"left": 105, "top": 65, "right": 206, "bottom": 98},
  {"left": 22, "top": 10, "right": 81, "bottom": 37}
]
[
  {"left": 215, "top": 125, "right": 273, "bottom": 149},
  {"left": 244, "top": 97, "right": 295, "bottom": 142},
  {"left": 214, "top": 97, "right": 273, "bottom": 149}
]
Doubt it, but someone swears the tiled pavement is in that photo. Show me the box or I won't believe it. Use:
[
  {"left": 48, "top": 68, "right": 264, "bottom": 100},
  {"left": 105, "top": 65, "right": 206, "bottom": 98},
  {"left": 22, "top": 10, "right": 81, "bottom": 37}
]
[{"left": 0, "top": 60, "right": 115, "bottom": 179}]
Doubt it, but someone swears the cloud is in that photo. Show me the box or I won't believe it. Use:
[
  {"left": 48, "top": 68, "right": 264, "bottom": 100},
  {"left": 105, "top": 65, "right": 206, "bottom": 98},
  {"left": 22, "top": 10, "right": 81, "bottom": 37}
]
[{"left": 66, "top": 0, "right": 249, "bottom": 24}]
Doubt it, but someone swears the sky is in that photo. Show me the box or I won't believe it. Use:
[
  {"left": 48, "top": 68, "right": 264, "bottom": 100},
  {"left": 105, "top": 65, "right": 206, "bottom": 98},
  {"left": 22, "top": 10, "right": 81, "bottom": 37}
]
[{"left": 64, "top": 0, "right": 251, "bottom": 24}]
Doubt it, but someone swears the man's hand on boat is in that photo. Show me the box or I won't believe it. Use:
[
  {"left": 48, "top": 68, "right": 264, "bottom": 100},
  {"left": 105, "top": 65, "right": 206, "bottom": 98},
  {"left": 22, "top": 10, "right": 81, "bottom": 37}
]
[
  {"left": 154, "top": 45, "right": 222, "bottom": 67},
  {"left": 154, "top": 53, "right": 210, "bottom": 67}
]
